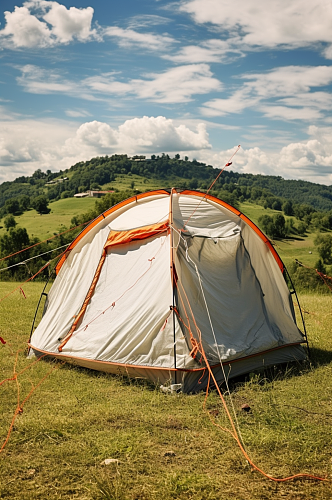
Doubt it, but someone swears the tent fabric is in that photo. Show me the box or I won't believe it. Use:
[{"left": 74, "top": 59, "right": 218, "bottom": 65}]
[
  {"left": 30, "top": 190, "right": 306, "bottom": 391},
  {"left": 104, "top": 220, "right": 169, "bottom": 250}
]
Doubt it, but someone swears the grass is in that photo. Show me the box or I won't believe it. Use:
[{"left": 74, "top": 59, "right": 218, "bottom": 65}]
[
  {"left": 239, "top": 201, "right": 323, "bottom": 269},
  {"left": 0, "top": 198, "right": 96, "bottom": 241},
  {"left": 0, "top": 282, "right": 332, "bottom": 499}
]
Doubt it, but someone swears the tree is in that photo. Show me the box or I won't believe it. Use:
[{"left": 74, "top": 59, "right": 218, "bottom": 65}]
[
  {"left": 258, "top": 213, "right": 286, "bottom": 239},
  {"left": 19, "top": 195, "right": 30, "bottom": 212},
  {"left": 0, "top": 227, "right": 30, "bottom": 256},
  {"left": 258, "top": 215, "right": 274, "bottom": 237},
  {"left": 31, "top": 196, "right": 50, "bottom": 215},
  {"left": 272, "top": 199, "right": 282, "bottom": 211},
  {"left": 314, "top": 234, "right": 332, "bottom": 265},
  {"left": 4, "top": 215, "right": 17, "bottom": 231},
  {"left": 282, "top": 200, "right": 293, "bottom": 216},
  {"left": 5, "top": 198, "right": 20, "bottom": 215},
  {"left": 273, "top": 214, "right": 286, "bottom": 238}
]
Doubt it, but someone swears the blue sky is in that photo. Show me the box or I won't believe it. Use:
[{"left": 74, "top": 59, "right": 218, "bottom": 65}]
[{"left": 1, "top": 0, "right": 332, "bottom": 184}]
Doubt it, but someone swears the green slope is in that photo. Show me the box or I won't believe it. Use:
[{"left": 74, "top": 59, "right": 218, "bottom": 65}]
[{"left": 0, "top": 197, "right": 96, "bottom": 241}]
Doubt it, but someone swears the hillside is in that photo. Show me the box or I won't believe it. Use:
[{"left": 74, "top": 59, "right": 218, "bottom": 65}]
[{"left": 1, "top": 154, "right": 332, "bottom": 215}]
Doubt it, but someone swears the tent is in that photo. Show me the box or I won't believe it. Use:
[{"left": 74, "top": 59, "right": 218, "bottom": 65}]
[{"left": 29, "top": 189, "right": 307, "bottom": 392}]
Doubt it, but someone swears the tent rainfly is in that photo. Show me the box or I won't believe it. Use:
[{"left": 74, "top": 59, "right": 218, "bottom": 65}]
[{"left": 29, "top": 189, "right": 307, "bottom": 392}]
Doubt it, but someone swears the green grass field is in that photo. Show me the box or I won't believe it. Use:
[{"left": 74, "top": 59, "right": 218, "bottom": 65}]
[
  {"left": 239, "top": 202, "right": 321, "bottom": 269},
  {"left": 0, "top": 198, "right": 97, "bottom": 241},
  {"left": 0, "top": 282, "right": 332, "bottom": 499}
]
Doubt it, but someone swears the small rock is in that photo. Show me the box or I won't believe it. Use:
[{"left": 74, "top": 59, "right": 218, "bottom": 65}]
[
  {"left": 164, "top": 451, "right": 176, "bottom": 457},
  {"left": 241, "top": 403, "right": 251, "bottom": 413},
  {"left": 101, "top": 458, "right": 119, "bottom": 466},
  {"left": 28, "top": 469, "right": 36, "bottom": 476}
]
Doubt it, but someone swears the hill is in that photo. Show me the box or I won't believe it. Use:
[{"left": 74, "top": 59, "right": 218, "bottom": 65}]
[
  {"left": 1, "top": 154, "right": 332, "bottom": 215},
  {"left": 0, "top": 154, "right": 331, "bottom": 292}
]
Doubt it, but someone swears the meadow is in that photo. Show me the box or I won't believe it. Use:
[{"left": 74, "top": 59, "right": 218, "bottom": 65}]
[
  {"left": 0, "top": 281, "right": 332, "bottom": 500},
  {"left": 0, "top": 198, "right": 97, "bottom": 241}
]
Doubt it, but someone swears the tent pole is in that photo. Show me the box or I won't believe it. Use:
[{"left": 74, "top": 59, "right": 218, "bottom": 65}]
[{"left": 170, "top": 188, "right": 177, "bottom": 384}]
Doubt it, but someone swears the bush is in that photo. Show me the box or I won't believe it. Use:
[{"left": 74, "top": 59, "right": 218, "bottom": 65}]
[{"left": 287, "top": 261, "right": 330, "bottom": 293}]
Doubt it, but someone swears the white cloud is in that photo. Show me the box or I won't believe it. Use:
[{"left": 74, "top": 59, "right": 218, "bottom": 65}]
[
  {"left": 17, "top": 64, "right": 222, "bottom": 104},
  {"left": 260, "top": 106, "right": 322, "bottom": 121},
  {"left": 127, "top": 15, "right": 171, "bottom": 29},
  {"left": 42, "top": 2, "right": 95, "bottom": 43},
  {"left": 104, "top": 26, "right": 175, "bottom": 51},
  {"left": 0, "top": 1, "right": 173, "bottom": 52},
  {"left": 17, "top": 65, "right": 75, "bottom": 94},
  {"left": 65, "top": 116, "right": 211, "bottom": 154},
  {"left": 1, "top": 115, "right": 332, "bottom": 184},
  {"left": 84, "top": 64, "right": 221, "bottom": 103},
  {"left": 201, "top": 66, "right": 332, "bottom": 121},
  {"left": 180, "top": 0, "right": 332, "bottom": 56},
  {"left": 65, "top": 109, "right": 92, "bottom": 118},
  {"left": 0, "top": 5, "right": 52, "bottom": 48},
  {"left": 0, "top": 0, "right": 96, "bottom": 48},
  {"left": 117, "top": 116, "right": 210, "bottom": 150},
  {"left": 194, "top": 129, "right": 332, "bottom": 184},
  {"left": 0, "top": 118, "right": 78, "bottom": 181},
  {"left": 163, "top": 39, "right": 243, "bottom": 64},
  {"left": 0, "top": 116, "right": 211, "bottom": 182}
]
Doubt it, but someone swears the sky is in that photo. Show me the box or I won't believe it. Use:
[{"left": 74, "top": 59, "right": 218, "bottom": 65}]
[{"left": 1, "top": 0, "right": 332, "bottom": 185}]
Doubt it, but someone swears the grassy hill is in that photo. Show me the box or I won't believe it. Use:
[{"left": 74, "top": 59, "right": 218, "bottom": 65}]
[{"left": 0, "top": 197, "right": 96, "bottom": 241}]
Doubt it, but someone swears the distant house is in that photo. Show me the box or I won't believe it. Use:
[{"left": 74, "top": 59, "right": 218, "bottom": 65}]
[
  {"left": 74, "top": 190, "right": 115, "bottom": 199},
  {"left": 130, "top": 155, "right": 146, "bottom": 161},
  {"left": 74, "top": 192, "right": 89, "bottom": 198},
  {"left": 46, "top": 177, "right": 68, "bottom": 185}
]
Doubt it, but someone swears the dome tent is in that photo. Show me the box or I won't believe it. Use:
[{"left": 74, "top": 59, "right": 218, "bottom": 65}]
[{"left": 29, "top": 189, "right": 307, "bottom": 393}]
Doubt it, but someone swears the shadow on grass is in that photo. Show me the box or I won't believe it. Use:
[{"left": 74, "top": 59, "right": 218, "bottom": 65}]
[
  {"left": 309, "top": 346, "right": 332, "bottom": 366},
  {"left": 39, "top": 345, "right": 332, "bottom": 396}
]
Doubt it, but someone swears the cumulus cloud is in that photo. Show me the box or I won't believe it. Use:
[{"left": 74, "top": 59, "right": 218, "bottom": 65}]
[
  {"left": 0, "top": 116, "right": 211, "bottom": 182},
  {"left": 201, "top": 66, "right": 332, "bottom": 121},
  {"left": 17, "top": 63, "right": 222, "bottom": 103},
  {"left": 0, "top": 0, "right": 96, "bottom": 48},
  {"left": 64, "top": 116, "right": 211, "bottom": 154},
  {"left": 180, "top": 0, "right": 332, "bottom": 57},
  {"left": 1, "top": 115, "right": 332, "bottom": 184},
  {"left": 0, "top": 1, "right": 174, "bottom": 51},
  {"left": 194, "top": 128, "right": 332, "bottom": 184}
]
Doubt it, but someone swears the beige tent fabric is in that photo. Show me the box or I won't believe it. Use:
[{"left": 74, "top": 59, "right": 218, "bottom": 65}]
[{"left": 30, "top": 190, "right": 306, "bottom": 390}]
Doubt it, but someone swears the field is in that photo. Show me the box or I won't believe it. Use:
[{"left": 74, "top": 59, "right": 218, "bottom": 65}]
[
  {"left": 0, "top": 198, "right": 97, "bottom": 241},
  {"left": 0, "top": 282, "right": 332, "bottom": 499}
]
